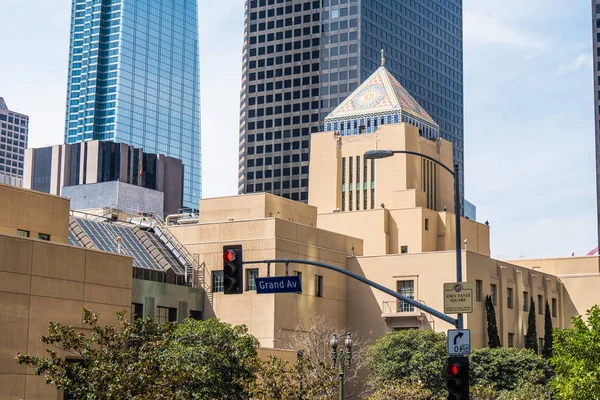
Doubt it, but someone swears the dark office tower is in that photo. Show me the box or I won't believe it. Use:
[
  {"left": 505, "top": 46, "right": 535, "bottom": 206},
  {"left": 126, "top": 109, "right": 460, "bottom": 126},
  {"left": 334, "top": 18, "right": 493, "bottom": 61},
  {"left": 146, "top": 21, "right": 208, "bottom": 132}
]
[
  {"left": 238, "top": 0, "right": 464, "bottom": 208},
  {"left": 64, "top": 0, "right": 201, "bottom": 209}
]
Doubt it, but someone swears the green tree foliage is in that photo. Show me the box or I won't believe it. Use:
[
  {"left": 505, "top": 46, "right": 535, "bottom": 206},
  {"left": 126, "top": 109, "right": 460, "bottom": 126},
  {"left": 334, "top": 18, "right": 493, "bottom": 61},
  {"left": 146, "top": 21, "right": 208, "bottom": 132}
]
[
  {"left": 525, "top": 297, "right": 538, "bottom": 353},
  {"left": 542, "top": 301, "right": 553, "bottom": 359},
  {"left": 469, "top": 347, "right": 550, "bottom": 392},
  {"left": 485, "top": 295, "right": 501, "bottom": 348},
  {"left": 249, "top": 355, "right": 335, "bottom": 400},
  {"left": 366, "top": 379, "right": 441, "bottom": 400},
  {"left": 551, "top": 305, "right": 600, "bottom": 399},
  {"left": 365, "top": 329, "right": 446, "bottom": 394},
  {"left": 16, "top": 309, "right": 260, "bottom": 399}
]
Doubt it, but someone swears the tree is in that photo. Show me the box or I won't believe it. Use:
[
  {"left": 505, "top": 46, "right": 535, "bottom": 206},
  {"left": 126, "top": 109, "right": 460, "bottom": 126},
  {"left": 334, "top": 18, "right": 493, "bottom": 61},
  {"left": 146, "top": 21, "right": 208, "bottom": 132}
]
[
  {"left": 469, "top": 347, "right": 550, "bottom": 392},
  {"left": 365, "top": 329, "right": 447, "bottom": 394},
  {"left": 551, "top": 305, "right": 600, "bottom": 399},
  {"left": 542, "top": 301, "right": 553, "bottom": 359},
  {"left": 485, "top": 295, "right": 501, "bottom": 348},
  {"left": 525, "top": 297, "right": 538, "bottom": 353},
  {"left": 279, "top": 316, "right": 368, "bottom": 398},
  {"left": 16, "top": 309, "right": 260, "bottom": 399},
  {"left": 249, "top": 355, "right": 335, "bottom": 400},
  {"left": 366, "top": 379, "right": 440, "bottom": 400}
]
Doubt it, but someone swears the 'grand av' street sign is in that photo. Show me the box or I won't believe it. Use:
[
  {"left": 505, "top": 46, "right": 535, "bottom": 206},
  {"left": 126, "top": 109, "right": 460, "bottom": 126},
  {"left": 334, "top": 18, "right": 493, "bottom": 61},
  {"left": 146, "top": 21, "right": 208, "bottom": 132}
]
[{"left": 255, "top": 276, "right": 302, "bottom": 294}]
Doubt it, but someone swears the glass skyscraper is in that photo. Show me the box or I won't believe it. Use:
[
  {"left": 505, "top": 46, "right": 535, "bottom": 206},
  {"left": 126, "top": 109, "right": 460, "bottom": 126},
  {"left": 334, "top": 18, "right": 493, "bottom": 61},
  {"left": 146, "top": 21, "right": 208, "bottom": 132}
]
[
  {"left": 64, "top": 0, "right": 201, "bottom": 209},
  {"left": 239, "top": 0, "right": 464, "bottom": 208}
]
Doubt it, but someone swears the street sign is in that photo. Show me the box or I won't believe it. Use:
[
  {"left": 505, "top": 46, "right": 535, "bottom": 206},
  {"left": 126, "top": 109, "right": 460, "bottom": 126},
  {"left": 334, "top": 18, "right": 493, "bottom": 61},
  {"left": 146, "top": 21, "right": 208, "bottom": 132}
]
[
  {"left": 444, "top": 282, "right": 473, "bottom": 314},
  {"left": 447, "top": 329, "right": 471, "bottom": 355},
  {"left": 255, "top": 276, "right": 302, "bottom": 294}
]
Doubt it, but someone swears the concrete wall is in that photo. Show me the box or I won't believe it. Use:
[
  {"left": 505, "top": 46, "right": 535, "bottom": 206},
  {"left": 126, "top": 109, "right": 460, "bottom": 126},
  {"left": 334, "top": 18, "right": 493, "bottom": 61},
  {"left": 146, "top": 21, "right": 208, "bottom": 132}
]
[
  {"left": 0, "top": 184, "right": 69, "bottom": 244},
  {"left": 511, "top": 256, "right": 600, "bottom": 323},
  {"left": 62, "top": 181, "right": 164, "bottom": 216},
  {"left": 0, "top": 234, "right": 133, "bottom": 400},
  {"left": 308, "top": 123, "right": 454, "bottom": 215},
  {"left": 346, "top": 250, "right": 570, "bottom": 351},
  {"left": 169, "top": 193, "right": 362, "bottom": 348}
]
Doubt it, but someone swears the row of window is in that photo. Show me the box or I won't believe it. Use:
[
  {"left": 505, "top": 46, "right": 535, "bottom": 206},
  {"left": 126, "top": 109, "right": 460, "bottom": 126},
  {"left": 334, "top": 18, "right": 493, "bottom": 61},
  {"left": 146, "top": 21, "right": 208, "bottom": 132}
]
[
  {"left": 17, "top": 229, "right": 50, "bottom": 241},
  {"left": 130, "top": 303, "right": 202, "bottom": 323},
  {"left": 249, "top": 1, "right": 320, "bottom": 17},
  {"left": 247, "top": 156, "right": 309, "bottom": 169},
  {"left": 0, "top": 114, "right": 28, "bottom": 125},
  {"left": 249, "top": 13, "right": 320, "bottom": 34},
  {"left": 213, "top": 269, "right": 323, "bottom": 296},
  {"left": 247, "top": 179, "right": 309, "bottom": 191},
  {"left": 476, "top": 280, "right": 558, "bottom": 317}
]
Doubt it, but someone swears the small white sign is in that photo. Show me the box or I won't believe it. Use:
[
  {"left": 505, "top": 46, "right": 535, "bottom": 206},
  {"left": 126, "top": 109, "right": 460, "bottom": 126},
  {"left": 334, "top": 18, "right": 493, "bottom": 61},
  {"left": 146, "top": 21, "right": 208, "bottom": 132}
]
[{"left": 447, "top": 329, "right": 471, "bottom": 355}]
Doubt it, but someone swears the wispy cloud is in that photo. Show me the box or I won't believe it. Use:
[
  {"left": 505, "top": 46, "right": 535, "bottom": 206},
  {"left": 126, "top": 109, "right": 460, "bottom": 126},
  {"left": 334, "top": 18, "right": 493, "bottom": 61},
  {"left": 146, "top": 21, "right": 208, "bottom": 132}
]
[
  {"left": 556, "top": 53, "right": 593, "bottom": 74},
  {"left": 464, "top": 11, "right": 546, "bottom": 50}
]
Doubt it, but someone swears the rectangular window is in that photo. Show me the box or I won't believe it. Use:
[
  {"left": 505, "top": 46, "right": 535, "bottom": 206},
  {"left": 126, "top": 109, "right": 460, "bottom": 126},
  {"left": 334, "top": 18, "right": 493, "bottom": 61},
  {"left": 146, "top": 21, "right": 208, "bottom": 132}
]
[
  {"left": 189, "top": 310, "right": 202, "bottom": 320},
  {"left": 349, "top": 190, "right": 353, "bottom": 211},
  {"left": 523, "top": 291, "right": 529, "bottom": 311},
  {"left": 538, "top": 338, "right": 544, "bottom": 354},
  {"left": 131, "top": 303, "right": 143, "bottom": 320},
  {"left": 490, "top": 284, "right": 497, "bottom": 306},
  {"left": 400, "top": 245, "right": 408, "bottom": 254},
  {"left": 370, "top": 159, "right": 375, "bottom": 209},
  {"left": 246, "top": 268, "right": 259, "bottom": 291},
  {"left": 356, "top": 157, "right": 360, "bottom": 210},
  {"left": 294, "top": 270, "right": 302, "bottom": 287},
  {"left": 396, "top": 280, "right": 414, "bottom": 312},
  {"left": 538, "top": 295, "right": 543, "bottom": 314},
  {"left": 156, "top": 306, "right": 177, "bottom": 324},
  {"left": 213, "top": 271, "right": 224, "bottom": 293},
  {"left": 424, "top": 218, "right": 429, "bottom": 231},
  {"left": 476, "top": 280, "right": 482, "bottom": 302},
  {"left": 341, "top": 157, "right": 346, "bottom": 211},
  {"left": 507, "top": 288, "right": 513, "bottom": 309},
  {"left": 508, "top": 333, "right": 514, "bottom": 348},
  {"left": 552, "top": 298, "right": 557, "bottom": 318},
  {"left": 315, "top": 275, "right": 323, "bottom": 297},
  {"left": 349, "top": 156, "right": 353, "bottom": 184},
  {"left": 16, "top": 229, "right": 29, "bottom": 238},
  {"left": 38, "top": 233, "right": 51, "bottom": 241}
]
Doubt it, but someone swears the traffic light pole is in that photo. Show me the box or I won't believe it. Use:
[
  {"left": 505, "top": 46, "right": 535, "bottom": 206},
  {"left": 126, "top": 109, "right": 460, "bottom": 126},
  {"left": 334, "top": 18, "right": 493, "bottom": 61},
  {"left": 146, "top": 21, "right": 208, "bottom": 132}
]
[{"left": 243, "top": 258, "right": 459, "bottom": 327}]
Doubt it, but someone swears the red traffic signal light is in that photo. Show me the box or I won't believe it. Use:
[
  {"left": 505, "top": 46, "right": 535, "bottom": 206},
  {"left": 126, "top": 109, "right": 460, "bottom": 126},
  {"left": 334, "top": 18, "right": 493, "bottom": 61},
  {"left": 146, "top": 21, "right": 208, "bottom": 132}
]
[
  {"left": 447, "top": 356, "right": 469, "bottom": 400},
  {"left": 223, "top": 249, "right": 237, "bottom": 263},
  {"left": 223, "top": 245, "right": 243, "bottom": 295}
]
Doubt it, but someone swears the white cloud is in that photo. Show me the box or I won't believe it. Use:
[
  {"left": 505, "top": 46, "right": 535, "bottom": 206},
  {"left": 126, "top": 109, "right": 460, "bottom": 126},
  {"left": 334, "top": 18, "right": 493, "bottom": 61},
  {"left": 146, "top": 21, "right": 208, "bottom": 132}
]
[
  {"left": 464, "top": 11, "right": 546, "bottom": 50},
  {"left": 556, "top": 53, "right": 593, "bottom": 74}
]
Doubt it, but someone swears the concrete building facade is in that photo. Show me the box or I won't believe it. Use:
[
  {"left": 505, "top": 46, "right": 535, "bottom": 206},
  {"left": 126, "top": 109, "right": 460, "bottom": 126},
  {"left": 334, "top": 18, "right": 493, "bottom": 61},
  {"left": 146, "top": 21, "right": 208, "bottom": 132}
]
[
  {"left": 0, "top": 97, "right": 28, "bottom": 179},
  {"left": 24, "top": 140, "right": 183, "bottom": 215}
]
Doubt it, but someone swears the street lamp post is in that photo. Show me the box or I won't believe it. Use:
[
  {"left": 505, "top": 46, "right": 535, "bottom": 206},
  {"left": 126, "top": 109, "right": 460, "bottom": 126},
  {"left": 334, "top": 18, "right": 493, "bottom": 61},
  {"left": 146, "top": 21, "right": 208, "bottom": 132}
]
[
  {"left": 364, "top": 149, "right": 463, "bottom": 329},
  {"left": 330, "top": 333, "right": 353, "bottom": 400}
]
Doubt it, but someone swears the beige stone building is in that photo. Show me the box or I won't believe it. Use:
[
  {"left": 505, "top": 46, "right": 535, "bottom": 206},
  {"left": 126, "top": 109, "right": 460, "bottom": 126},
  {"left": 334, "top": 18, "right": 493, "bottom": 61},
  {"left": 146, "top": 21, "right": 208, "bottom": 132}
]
[
  {"left": 0, "top": 185, "right": 133, "bottom": 399},
  {"left": 169, "top": 64, "right": 594, "bottom": 353}
]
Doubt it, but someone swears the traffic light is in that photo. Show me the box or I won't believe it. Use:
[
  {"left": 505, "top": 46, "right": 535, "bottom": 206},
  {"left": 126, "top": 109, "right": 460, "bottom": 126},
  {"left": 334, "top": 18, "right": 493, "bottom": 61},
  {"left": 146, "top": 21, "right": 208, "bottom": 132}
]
[
  {"left": 447, "top": 356, "right": 469, "bottom": 400},
  {"left": 223, "top": 245, "right": 243, "bottom": 295}
]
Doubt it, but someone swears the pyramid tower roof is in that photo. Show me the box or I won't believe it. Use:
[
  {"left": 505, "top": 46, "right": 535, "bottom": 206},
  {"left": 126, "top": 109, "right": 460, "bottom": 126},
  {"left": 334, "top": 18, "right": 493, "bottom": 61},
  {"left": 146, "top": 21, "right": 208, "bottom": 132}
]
[{"left": 325, "top": 64, "right": 437, "bottom": 127}]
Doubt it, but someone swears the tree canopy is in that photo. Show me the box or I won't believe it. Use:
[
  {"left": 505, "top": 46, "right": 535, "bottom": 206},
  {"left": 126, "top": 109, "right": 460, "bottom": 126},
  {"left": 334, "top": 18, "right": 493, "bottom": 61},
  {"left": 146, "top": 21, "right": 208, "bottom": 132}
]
[
  {"left": 365, "top": 329, "right": 447, "bottom": 394},
  {"left": 485, "top": 295, "right": 501, "bottom": 348},
  {"left": 551, "top": 305, "right": 600, "bottom": 399},
  {"left": 16, "top": 309, "right": 260, "bottom": 400},
  {"left": 525, "top": 297, "right": 538, "bottom": 353}
]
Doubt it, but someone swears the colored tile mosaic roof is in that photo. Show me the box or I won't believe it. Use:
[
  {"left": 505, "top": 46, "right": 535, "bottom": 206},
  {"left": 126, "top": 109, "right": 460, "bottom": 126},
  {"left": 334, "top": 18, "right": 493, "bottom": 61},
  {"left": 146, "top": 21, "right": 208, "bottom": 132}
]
[{"left": 325, "top": 66, "right": 437, "bottom": 126}]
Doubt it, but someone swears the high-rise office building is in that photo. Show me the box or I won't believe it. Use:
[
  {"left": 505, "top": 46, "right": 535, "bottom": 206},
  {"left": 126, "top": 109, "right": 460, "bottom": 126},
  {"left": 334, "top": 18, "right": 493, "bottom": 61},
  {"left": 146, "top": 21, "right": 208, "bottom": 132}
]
[
  {"left": 64, "top": 0, "right": 201, "bottom": 209},
  {"left": 238, "top": 0, "right": 464, "bottom": 207},
  {"left": 593, "top": 0, "right": 600, "bottom": 254},
  {"left": 0, "top": 97, "right": 28, "bottom": 182}
]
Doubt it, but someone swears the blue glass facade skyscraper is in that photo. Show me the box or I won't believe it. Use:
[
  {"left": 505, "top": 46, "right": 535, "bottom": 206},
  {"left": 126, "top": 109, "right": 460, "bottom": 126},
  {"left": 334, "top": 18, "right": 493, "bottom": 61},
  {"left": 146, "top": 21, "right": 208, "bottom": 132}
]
[
  {"left": 239, "top": 0, "right": 463, "bottom": 209},
  {"left": 65, "top": 0, "right": 201, "bottom": 209}
]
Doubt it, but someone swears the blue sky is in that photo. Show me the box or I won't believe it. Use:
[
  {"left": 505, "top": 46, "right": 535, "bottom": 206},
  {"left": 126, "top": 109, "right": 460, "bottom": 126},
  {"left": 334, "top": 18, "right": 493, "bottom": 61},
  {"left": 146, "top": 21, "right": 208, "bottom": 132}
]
[{"left": 0, "top": 0, "right": 596, "bottom": 259}]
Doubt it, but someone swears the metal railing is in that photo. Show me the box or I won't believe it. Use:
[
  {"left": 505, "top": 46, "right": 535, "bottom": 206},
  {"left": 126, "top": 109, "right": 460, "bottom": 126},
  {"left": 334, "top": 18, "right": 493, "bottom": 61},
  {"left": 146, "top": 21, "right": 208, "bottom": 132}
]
[{"left": 381, "top": 299, "right": 427, "bottom": 314}]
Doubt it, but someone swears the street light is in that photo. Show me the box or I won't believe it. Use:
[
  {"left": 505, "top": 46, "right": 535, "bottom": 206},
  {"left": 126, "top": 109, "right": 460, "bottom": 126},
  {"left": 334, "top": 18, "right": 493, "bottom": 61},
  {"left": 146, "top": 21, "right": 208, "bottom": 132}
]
[
  {"left": 331, "top": 333, "right": 353, "bottom": 400},
  {"left": 364, "top": 149, "right": 463, "bottom": 329}
]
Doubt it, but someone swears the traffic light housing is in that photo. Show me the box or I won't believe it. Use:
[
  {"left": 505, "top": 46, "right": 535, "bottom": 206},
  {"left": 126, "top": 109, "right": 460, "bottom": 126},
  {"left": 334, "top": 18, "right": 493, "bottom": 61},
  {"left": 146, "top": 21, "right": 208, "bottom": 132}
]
[
  {"left": 447, "top": 356, "right": 469, "bottom": 400},
  {"left": 223, "top": 245, "right": 243, "bottom": 294}
]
